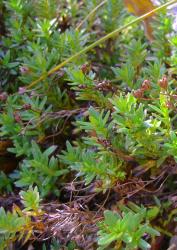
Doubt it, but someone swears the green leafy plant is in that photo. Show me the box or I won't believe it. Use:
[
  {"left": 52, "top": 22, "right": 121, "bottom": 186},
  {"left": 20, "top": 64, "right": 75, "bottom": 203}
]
[
  {"left": 0, "top": 0, "right": 177, "bottom": 249},
  {"left": 112, "top": 62, "right": 135, "bottom": 88},
  {"left": 0, "top": 172, "right": 12, "bottom": 193},
  {"left": 164, "top": 131, "right": 177, "bottom": 162},
  {"left": 97, "top": 203, "right": 160, "bottom": 250},
  {"left": 0, "top": 186, "right": 43, "bottom": 250},
  {"left": 11, "top": 141, "right": 68, "bottom": 196},
  {"left": 20, "top": 186, "right": 41, "bottom": 213},
  {"left": 11, "top": 141, "right": 68, "bottom": 197}
]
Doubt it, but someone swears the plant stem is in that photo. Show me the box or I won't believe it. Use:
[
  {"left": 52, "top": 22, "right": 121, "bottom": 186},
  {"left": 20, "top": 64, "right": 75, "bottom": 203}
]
[
  {"left": 76, "top": 0, "right": 107, "bottom": 30},
  {"left": 27, "top": 0, "right": 177, "bottom": 89}
]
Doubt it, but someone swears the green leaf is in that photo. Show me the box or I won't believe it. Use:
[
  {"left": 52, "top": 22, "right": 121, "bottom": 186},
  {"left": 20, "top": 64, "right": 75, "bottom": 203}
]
[
  {"left": 98, "top": 233, "right": 118, "bottom": 246},
  {"left": 104, "top": 210, "right": 121, "bottom": 227},
  {"left": 20, "top": 186, "right": 41, "bottom": 212}
]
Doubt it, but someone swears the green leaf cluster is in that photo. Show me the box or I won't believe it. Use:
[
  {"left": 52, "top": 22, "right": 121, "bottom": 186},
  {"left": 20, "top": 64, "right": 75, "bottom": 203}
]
[
  {"left": 0, "top": 186, "right": 41, "bottom": 250},
  {"left": 98, "top": 203, "right": 160, "bottom": 250},
  {"left": 11, "top": 141, "right": 68, "bottom": 197}
]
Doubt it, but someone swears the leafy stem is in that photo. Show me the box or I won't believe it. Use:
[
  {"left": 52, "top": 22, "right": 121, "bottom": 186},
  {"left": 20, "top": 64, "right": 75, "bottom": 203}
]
[{"left": 27, "top": 0, "right": 177, "bottom": 89}]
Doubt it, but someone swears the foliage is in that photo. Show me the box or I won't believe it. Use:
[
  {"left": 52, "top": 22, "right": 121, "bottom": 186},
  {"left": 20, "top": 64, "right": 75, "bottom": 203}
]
[
  {"left": 0, "top": 0, "right": 177, "bottom": 249},
  {"left": 11, "top": 141, "right": 68, "bottom": 197},
  {"left": 20, "top": 186, "right": 41, "bottom": 213},
  {"left": 0, "top": 172, "right": 12, "bottom": 193},
  {"left": 0, "top": 186, "right": 42, "bottom": 250},
  {"left": 97, "top": 203, "right": 160, "bottom": 250}
]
